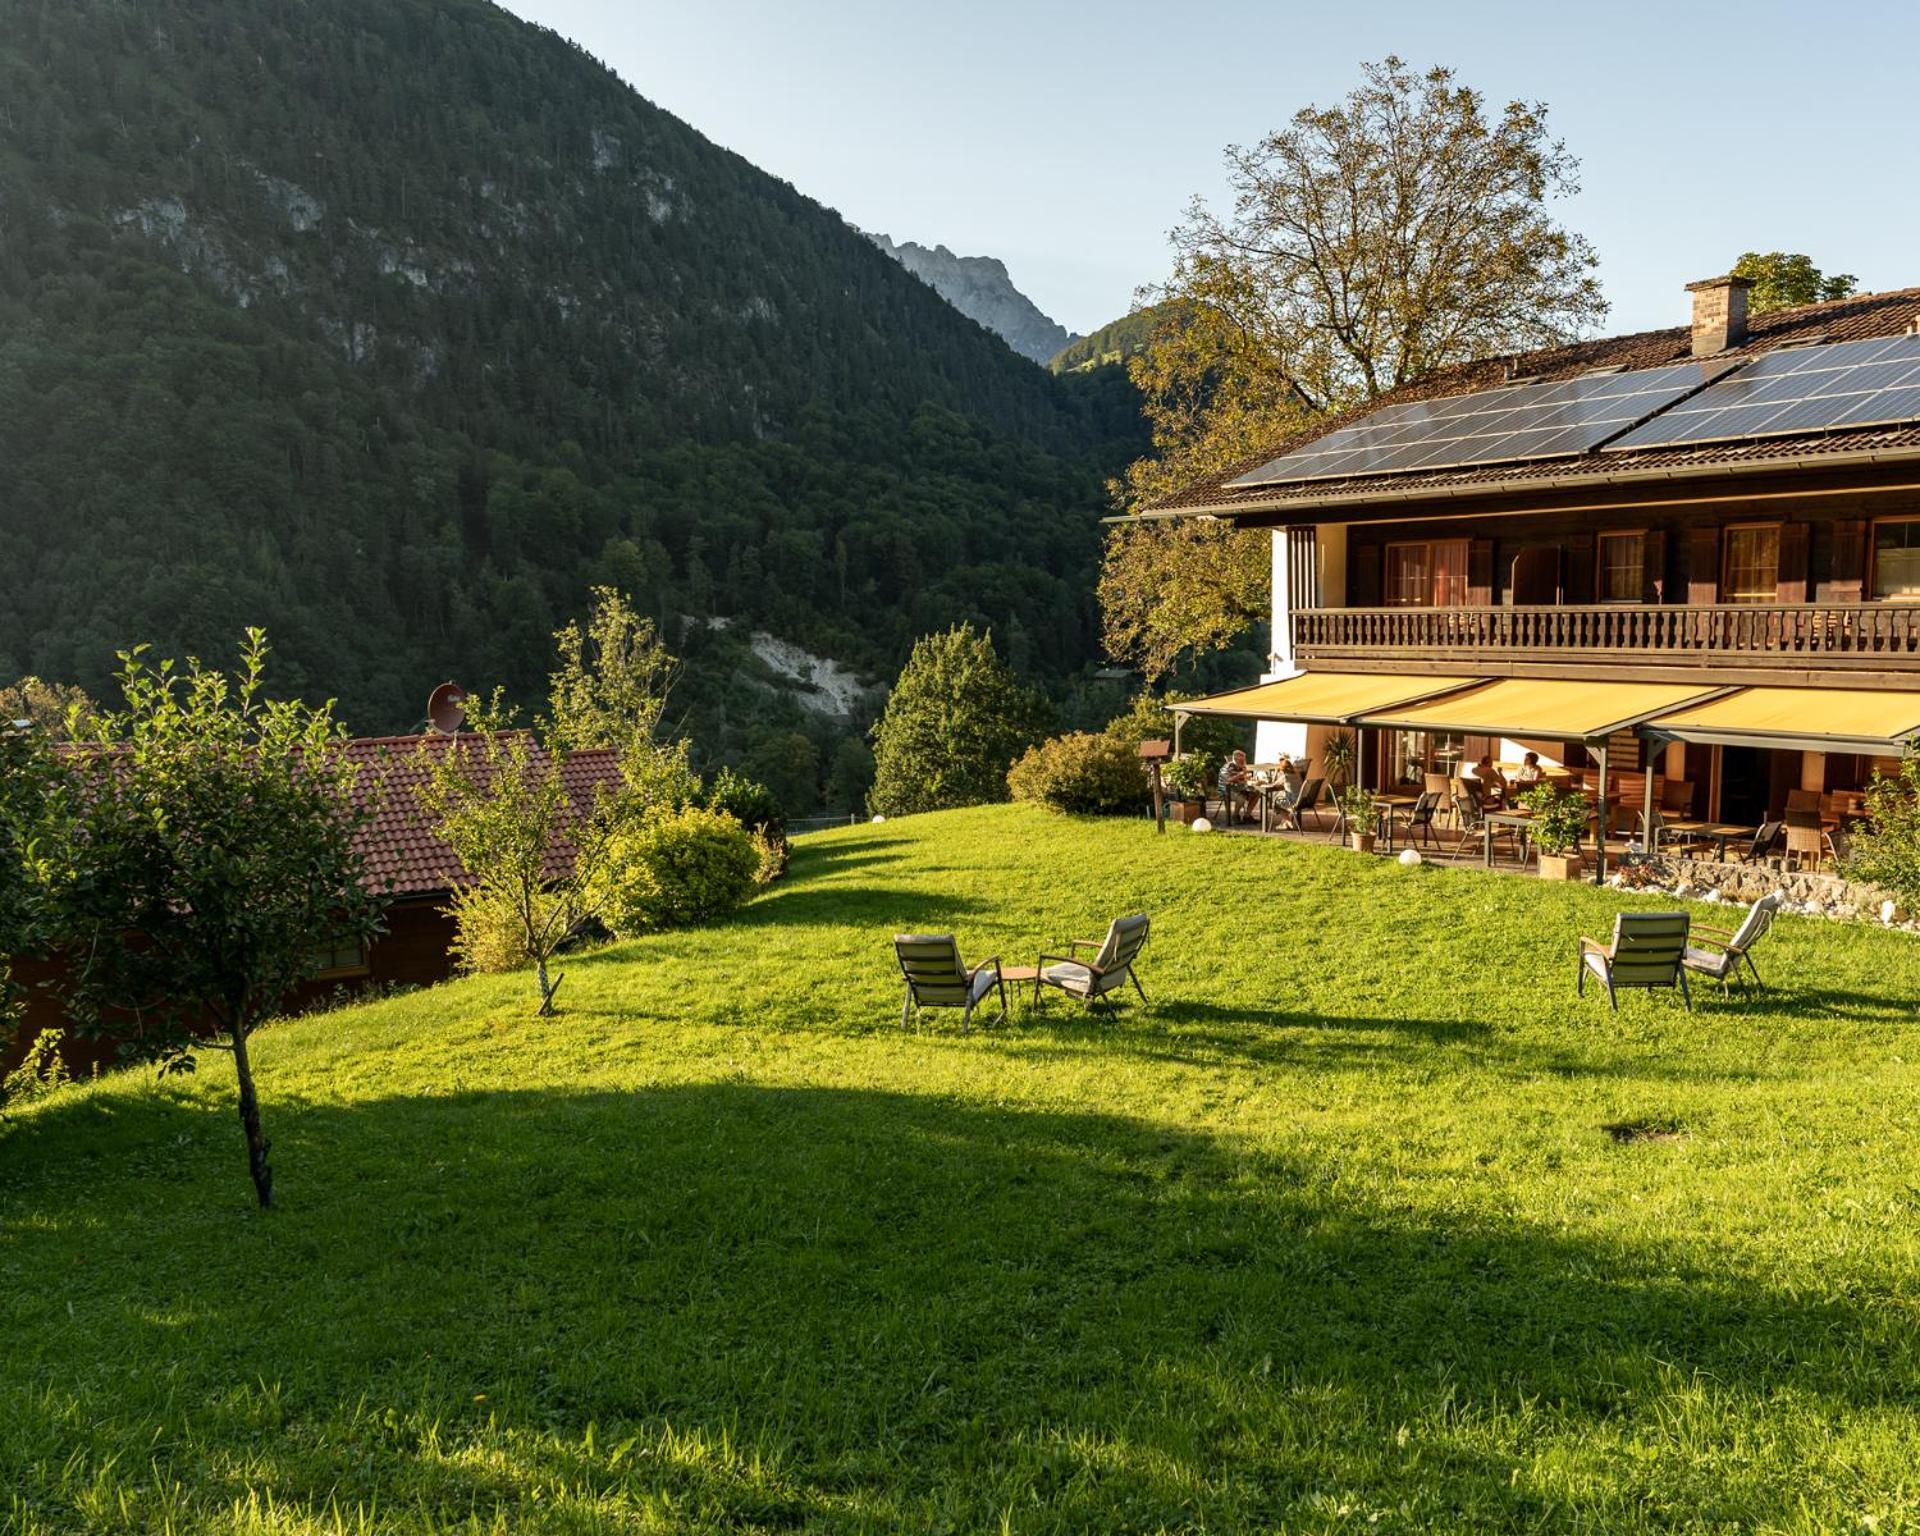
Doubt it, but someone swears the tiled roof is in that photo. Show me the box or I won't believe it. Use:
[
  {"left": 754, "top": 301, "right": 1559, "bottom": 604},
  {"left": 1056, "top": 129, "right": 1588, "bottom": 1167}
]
[
  {"left": 1151, "top": 286, "right": 1920, "bottom": 515},
  {"left": 344, "top": 734, "right": 624, "bottom": 899}
]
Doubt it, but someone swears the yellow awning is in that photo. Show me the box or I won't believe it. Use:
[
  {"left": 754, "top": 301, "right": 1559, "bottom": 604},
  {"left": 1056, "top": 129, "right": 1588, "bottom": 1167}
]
[
  {"left": 1646, "top": 687, "right": 1920, "bottom": 752},
  {"left": 1357, "top": 677, "right": 1728, "bottom": 741},
  {"left": 1174, "top": 671, "right": 1481, "bottom": 724}
]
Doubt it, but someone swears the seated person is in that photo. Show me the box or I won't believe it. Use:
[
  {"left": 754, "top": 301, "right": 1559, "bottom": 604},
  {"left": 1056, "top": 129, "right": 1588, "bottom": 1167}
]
[
  {"left": 1511, "top": 751, "right": 1544, "bottom": 789},
  {"left": 1274, "top": 756, "right": 1305, "bottom": 807},
  {"left": 1217, "top": 748, "right": 1253, "bottom": 821},
  {"left": 1464, "top": 753, "right": 1508, "bottom": 803}
]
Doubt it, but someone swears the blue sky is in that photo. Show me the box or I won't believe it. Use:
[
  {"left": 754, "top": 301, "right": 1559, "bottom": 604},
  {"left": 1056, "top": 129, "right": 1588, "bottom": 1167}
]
[{"left": 506, "top": 0, "right": 1920, "bottom": 340}]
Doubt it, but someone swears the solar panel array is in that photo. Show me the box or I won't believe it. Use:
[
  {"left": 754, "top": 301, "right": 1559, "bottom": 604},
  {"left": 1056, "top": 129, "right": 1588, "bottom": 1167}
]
[
  {"left": 1605, "top": 335, "right": 1920, "bottom": 452},
  {"left": 1226, "top": 360, "right": 1736, "bottom": 489}
]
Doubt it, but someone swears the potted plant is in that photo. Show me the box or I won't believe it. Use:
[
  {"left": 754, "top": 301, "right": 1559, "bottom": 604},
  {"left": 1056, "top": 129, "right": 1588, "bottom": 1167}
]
[
  {"left": 1522, "top": 783, "right": 1589, "bottom": 881},
  {"left": 1321, "top": 730, "right": 1357, "bottom": 790},
  {"left": 1337, "top": 784, "right": 1380, "bottom": 853},
  {"left": 1163, "top": 752, "right": 1215, "bottom": 824}
]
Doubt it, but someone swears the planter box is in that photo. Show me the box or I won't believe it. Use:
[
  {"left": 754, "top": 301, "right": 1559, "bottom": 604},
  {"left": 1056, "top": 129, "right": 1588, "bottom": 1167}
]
[
  {"left": 1537, "top": 852, "right": 1583, "bottom": 882},
  {"left": 1169, "top": 799, "right": 1207, "bottom": 825}
]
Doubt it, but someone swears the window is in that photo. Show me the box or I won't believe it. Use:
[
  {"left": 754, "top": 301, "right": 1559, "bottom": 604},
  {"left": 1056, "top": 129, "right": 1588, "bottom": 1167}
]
[
  {"left": 1722, "top": 524, "right": 1781, "bottom": 604},
  {"left": 1598, "top": 531, "right": 1645, "bottom": 603},
  {"left": 1383, "top": 539, "right": 1470, "bottom": 607},
  {"left": 308, "top": 940, "right": 370, "bottom": 980},
  {"left": 1873, "top": 518, "right": 1920, "bottom": 600}
]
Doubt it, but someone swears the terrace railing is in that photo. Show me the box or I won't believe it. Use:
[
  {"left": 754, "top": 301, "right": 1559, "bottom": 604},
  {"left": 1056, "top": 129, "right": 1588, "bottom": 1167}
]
[{"left": 1291, "top": 603, "right": 1920, "bottom": 675}]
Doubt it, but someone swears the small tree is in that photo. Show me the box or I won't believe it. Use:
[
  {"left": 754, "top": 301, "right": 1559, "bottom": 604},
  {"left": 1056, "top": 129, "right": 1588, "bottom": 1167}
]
[
  {"left": 0, "top": 677, "right": 98, "bottom": 740},
  {"left": 54, "top": 633, "right": 381, "bottom": 1207},
  {"left": 868, "top": 626, "right": 1048, "bottom": 817},
  {"left": 420, "top": 591, "right": 689, "bottom": 1014},
  {"left": 0, "top": 724, "right": 65, "bottom": 1060},
  {"left": 1849, "top": 753, "right": 1920, "bottom": 913}
]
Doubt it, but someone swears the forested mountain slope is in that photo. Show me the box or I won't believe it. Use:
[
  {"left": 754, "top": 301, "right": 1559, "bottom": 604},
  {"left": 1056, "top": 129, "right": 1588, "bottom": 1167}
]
[{"left": 0, "top": 0, "right": 1144, "bottom": 792}]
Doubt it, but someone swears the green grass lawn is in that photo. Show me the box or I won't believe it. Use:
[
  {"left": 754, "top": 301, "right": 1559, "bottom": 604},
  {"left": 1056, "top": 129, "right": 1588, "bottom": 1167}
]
[{"left": 7, "top": 805, "right": 1920, "bottom": 1534}]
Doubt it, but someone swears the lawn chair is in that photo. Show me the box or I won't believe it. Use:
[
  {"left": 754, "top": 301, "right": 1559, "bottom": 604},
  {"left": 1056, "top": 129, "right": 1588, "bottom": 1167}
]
[
  {"left": 893, "top": 934, "right": 1007, "bottom": 1032},
  {"left": 1683, "top": 892, "right": 1781, "bottom": 993},
  {"left": 1034, "top": 914, "right": 1149, "bottom": 1013},
  {"left": 1394, "top": 790, "right": 1443, "bottom": 850},
  {"left": 1577, "top": 911, "right": 1692, "bottom": 1010}
]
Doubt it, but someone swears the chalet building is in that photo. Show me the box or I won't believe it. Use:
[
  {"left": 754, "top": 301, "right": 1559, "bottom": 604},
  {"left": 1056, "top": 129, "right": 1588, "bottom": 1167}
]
[
  {"left": 6, "top": 730, "right": 622, "bottom": 1073},
  {"left": 1157, "top": 277, "right": 1920, "bottom": 873}
]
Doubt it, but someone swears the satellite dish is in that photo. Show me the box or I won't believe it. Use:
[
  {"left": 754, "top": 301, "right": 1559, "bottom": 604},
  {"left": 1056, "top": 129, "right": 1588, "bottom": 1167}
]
[{"left": 426, "top": 681, "right": 467, "bottom": 735}]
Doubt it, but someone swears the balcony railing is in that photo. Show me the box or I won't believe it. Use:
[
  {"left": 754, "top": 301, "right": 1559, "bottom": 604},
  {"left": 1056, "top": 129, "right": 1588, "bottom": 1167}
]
[{"left": 1291, "top": 603, "right": 1920, "bottom": 675}]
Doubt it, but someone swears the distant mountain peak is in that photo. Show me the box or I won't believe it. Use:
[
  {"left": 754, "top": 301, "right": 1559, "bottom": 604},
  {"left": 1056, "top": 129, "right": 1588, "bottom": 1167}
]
[{"left": 863, "top": 231, "right": 1078, "bottom": 365}]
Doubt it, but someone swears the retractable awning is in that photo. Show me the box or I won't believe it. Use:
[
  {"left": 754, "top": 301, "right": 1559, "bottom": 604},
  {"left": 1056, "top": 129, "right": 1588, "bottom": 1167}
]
[
  {"left": 1354, "top": 677, "right": 1730, "bottom": 742},
  {"left": 1173, "top": 670, "right": 1481, "bottom": 724},
  {"left": 1644, "top": 687, "right": 1920, "bottom": 756}
]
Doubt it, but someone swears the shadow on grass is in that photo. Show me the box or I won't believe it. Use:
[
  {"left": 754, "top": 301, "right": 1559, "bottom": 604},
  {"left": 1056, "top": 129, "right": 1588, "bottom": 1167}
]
[
  {"left": 739, "top": 881, "right": 988, "bottom": 933},
  {"left": 4, "top": 1080, "right": 1904, "bottom": 1528}
]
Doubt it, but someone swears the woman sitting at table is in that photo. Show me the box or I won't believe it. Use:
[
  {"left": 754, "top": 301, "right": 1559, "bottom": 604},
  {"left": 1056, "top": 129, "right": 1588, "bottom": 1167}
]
[{"left": 1511, "top": 751, "right": 1543, "bottom": 790}]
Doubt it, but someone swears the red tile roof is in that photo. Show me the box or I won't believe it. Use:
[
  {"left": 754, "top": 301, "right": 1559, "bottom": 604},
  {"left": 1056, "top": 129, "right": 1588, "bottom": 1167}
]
[
  {"left": 343, "top": 734, "right": 624, "bottom": 899},
  {"left": 1151, "top": 286, "right": 1920, "bottom": 516}
]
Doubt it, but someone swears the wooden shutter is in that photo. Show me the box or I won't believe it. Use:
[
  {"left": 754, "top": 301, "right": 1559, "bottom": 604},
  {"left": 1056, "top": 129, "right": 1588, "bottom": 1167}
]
[
  {"left": 1775, "top": 522, "right": 1810, "bottom": 604},
  {"left": 1686, "top": 525, "right": 1720, "bottom": 605},
  {"left": 1824, "top": 518, "right": 1866, "bottom": 602},
  {"left": 1286, "top": 526, "right": 1321, "bottom": 610},
  {"left": 1466, "top": 539, "right": 1494, "bottom": 606},
  {"left": 1351, "top": 543, "right": 1382, "bottom": 606},
  {"left": 1565, "top": 533, "right": 1595, "bottom": 605},
  {"left": 1642, "top": 529, "right": 1668, "bottom": 603}
]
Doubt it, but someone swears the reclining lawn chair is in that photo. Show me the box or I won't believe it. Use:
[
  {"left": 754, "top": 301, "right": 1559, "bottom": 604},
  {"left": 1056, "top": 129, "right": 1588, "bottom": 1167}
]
[
  {"left": 1034, "top": 913, "right": 1150, "bottom": 1013},
  {"left": 1577, "top": 911, "right": 1692, "bottom": 1011},
  {"left": 1682, "top": 892, "right": 1781, "bottom": 994},
  {"left": 893, "top": 934, "right": 1007, "bottom": 1032}
]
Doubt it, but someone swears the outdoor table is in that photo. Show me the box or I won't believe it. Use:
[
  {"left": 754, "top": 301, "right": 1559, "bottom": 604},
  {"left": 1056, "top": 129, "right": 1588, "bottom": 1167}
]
[
  {"left": 1696, "top": 823, "right": 1760, "bottom": 860},
  {"left": 1001, "top": 965, "right": 1040, "bottom": 1007},
  {"left": 1483, "top": 809, "right": 1534, "bottom": 868},
  {"left": 1372, "top": 793, "right": 1418, "bottom": 853}
]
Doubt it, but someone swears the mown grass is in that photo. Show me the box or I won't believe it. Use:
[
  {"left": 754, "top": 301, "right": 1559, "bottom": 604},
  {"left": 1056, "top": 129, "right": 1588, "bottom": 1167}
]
[{"left": 5, "top": 804, "right": 1920, "bottom": 1534}]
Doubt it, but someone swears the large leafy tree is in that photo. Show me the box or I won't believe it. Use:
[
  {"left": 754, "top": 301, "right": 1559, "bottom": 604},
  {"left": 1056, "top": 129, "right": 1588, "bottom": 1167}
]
[
  {"left": 868, "top": 626, "right": 1048, "bottom": 817},
  {"left": 1731, "top": 252, "right": 1859, "bottom": 315},
  {"left": 54, "top": 632, "right": 382, "bottom": 1207},
  {"left": 1103, "top": 58, "right": 1607, "bottom": 679}
]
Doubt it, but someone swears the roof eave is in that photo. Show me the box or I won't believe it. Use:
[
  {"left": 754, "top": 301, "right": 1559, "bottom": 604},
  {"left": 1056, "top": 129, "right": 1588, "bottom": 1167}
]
[{"left": 1113, "top": 442, "right": 1920, "bottom": 525}]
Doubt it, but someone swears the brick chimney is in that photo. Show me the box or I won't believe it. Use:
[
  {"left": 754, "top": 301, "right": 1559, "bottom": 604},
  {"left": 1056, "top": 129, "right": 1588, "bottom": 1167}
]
[{"left": 1685, "top": 274, "right": 1754, "bottom": 356}]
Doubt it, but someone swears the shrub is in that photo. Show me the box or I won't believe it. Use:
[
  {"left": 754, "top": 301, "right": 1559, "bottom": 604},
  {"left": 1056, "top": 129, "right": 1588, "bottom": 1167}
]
[
  {"left": 446, "top": 883, "right": 564, "bottom": 975},
  {"left": 1007, "top": 732, "right": 1146, "bottom": 815},
  {"left": 1850, "top": 752, "right": 1920, "bottom": 910},
  {"left": 1163, "top": 752, "right": 1215, "bottom": 800},
  {"left": 590, "top": 805, "right": 759, "bottom": 936},
  {"left": 1520, "top": 784, "right": 1590, "bottom": 856},
  {"left": 703, "top": 768, "right": 788, "bottom": 881}
]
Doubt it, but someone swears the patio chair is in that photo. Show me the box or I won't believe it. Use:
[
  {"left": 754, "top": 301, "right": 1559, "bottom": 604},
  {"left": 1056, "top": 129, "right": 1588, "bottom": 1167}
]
[
  {"left": 1286, "top": 777, "right": 1328, "bottom": 833},
  {"left": 1683, "top": 892, "right": 1781, "bottom": 993},
  {"left": 1451, "top": 791, "right": 1519, "bottom": 861},
  {"left": 1726, "top": 819, "right": 1783, "bottom": 864},
  {"left": 1660, "top": 778, "right": 1696, "bottom": 817},
  {"left": 1783, "top": 822, "right": 1828, "bottom": 871},
  {"left": 1638, "top": 806, "right": 1701, "bottom": 857},
  {"left": 1034, "top": 913, "right": 1150, "bottom": 1013},
  {"left": 1577, "top": 911, "right": 1692, "bottom": 1010},
  {"left": 1393, "top": 789, "right": 1443, "bottom": 849},
  {"left": 893, "top": 934, "right": 1007, "bottom": 1032}
]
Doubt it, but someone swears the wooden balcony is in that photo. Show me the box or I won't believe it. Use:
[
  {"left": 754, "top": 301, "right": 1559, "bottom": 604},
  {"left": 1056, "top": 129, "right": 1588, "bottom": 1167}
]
[{"left": 1290, "top": 603, "right": 1920, "bottom": 686}]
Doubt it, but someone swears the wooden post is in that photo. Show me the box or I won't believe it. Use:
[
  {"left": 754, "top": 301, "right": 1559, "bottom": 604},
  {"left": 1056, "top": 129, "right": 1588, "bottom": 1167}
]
[
  {"left": 1641, "top": 742, "right": 1658, "bottom": 858},
  {"left": 1139, "top": 739, "right": 1172, "bottom": 836},
  {"left": 1594, "top": 740, "right": 1611, "bottom": 885}
]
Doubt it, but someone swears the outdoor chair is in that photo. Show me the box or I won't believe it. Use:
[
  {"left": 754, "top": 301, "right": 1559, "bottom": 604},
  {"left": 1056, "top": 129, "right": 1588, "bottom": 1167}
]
[
  {"left": 1394, "top": 789, "right": 1443, "bottom": 849},
  {"left": 1683, "top": 892, "right": 1781, "bottom": 993},
  {"left": 1577, "top": 911, "right": 1692, "bottom": 1010},
  {"left": 1451, "top": 792, "right": 1518, "bottom": 861},
  {"left": 1638, "top": 806, "right": 1700, "bottom": 857},
  {"left": 893, "top": 934, "right": 1007, "bottom": 1032},
  {"left": 1729, "top": 819, "right": 1783, "bottom": 864},
  {"left": 1034, "top": 913, "right": 1149, "bottom": 1013},
  {"left": 1286, "top": 777, "right": 1329, "bottom": 833},
  {"left": 1784, "top": 822, "right": 1828, "bottom": 871},
  {"left": 1660, "top": 778, "right": 1696, "bottom": 817}
]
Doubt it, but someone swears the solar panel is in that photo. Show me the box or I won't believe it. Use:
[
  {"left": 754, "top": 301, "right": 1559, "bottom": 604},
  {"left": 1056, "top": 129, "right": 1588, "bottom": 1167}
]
[
  {"left": 1226, "top": 360, "right": 1738, "bottom": 489},
  {"left": 1606, "top": 335, "right": 1920, "bottom": 452}
]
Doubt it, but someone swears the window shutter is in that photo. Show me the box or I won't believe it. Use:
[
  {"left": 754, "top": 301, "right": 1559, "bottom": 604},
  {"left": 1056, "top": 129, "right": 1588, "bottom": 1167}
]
[
  {"left": 1565, "top": 534, "right": 1594, "bottom": 604},
  {"left": 1351, "top": 543, "right": 1382, "bottom": 606},
  {"left": 1825, "top": 519, "right": 1866, "bottom": 602},
  {"left": 1775, "top": 522, "right": 1810, "bottom": 603},
  {"left": 1467, "top": 540, "right": 1493, "bottom": 606},
  {"left": 1642, "top": 529, "right": 1668, "bottom": 603},
  {"left": 1686, "top": 525, "right": 1720, "bottom": 605}
]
